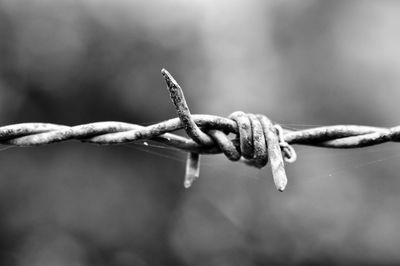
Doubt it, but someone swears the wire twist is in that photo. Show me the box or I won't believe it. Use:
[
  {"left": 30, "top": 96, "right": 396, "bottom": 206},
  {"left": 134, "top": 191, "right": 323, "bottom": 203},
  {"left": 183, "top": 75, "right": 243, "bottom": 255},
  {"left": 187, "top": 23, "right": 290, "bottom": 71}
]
[{"left": 0, "top": 69, "right": 399, "bottom": 191}]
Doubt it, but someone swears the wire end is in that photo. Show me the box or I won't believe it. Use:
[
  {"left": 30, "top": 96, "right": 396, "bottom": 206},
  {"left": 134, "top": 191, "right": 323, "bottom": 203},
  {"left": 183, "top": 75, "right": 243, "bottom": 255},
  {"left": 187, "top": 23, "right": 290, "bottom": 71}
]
[
  {"left": 161, "top": 68, "right": 168, "bottom": 76},
  {"left": 161, "top": 68, "right": 179, "bottom": 89},
  {"left": 184, "top": 153, "right": 201, "bottom": 188},
  {"left": 277, "top": 180, "right": 287, "bottom": 192}
]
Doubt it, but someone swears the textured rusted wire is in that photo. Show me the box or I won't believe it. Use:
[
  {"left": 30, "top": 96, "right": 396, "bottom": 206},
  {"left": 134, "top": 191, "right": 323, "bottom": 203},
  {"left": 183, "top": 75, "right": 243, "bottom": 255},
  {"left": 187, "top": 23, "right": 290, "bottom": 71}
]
[
  {"left": 1, "top": 69, "right": 399, "bottom": 190},
  {"left": 2, "top": 112, "right": 399, "bottom": 149}
]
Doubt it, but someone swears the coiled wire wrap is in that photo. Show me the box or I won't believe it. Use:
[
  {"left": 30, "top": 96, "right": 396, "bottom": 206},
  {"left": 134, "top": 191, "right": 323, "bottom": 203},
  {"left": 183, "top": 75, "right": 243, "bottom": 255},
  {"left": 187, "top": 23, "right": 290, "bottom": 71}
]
[{"left": 162, "top": 69, "right": 296, "bottom": 191}]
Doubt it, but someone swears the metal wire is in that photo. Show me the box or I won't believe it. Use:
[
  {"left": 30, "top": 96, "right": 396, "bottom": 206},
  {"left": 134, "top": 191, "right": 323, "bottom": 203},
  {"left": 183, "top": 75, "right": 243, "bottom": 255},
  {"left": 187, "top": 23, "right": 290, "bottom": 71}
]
[
  {"left": 2, "top": 118, "right": 399, "bottom": 149},
  {"left": 1, "top": 69, "right": 399, "bottom": 190}
]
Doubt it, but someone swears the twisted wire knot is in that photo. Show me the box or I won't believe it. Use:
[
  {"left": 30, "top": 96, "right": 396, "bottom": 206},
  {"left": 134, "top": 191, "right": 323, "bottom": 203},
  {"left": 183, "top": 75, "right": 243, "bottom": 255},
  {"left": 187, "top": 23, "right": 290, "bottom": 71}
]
[
  {"left": 223, "top": 111, "right": 296, "bottom": 167},
  {"left": 161, "top": 69, "right": 296, "bottom": 191}
]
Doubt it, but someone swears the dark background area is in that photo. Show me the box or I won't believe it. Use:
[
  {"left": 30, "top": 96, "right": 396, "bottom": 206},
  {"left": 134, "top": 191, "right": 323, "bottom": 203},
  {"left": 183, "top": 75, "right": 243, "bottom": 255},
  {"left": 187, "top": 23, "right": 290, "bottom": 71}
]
[{"left": 0, "top": 0, "right": 400, "bottom": 265}]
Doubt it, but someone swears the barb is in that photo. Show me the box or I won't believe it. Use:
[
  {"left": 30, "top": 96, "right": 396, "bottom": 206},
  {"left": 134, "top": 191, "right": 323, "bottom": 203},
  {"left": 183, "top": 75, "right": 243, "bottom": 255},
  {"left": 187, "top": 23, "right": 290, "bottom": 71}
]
[
  {"left": 0, "top": 69, "right": 399, "bottom": 191},
  {"left": 161, "top": 68, "right": 212, "bottom": 188}
]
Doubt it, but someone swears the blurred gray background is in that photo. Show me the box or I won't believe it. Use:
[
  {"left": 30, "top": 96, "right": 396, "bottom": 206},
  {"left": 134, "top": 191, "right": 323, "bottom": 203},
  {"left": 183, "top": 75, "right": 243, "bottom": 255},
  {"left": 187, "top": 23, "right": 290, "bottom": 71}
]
[{"left": 0, "top": 0, "right": 400, "bottom": 265}]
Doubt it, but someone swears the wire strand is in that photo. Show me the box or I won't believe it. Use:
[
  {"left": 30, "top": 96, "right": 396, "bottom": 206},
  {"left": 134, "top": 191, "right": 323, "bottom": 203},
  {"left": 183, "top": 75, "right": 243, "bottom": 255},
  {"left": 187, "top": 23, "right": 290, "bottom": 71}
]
[{"left": 1, "top": 69, "right": 399, "bottom": 191}]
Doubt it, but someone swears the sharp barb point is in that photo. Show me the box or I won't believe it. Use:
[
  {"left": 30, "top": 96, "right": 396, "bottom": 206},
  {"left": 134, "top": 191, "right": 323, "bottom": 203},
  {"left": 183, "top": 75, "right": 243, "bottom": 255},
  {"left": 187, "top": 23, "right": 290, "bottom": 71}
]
[{"left": 184, "top": 153, "right": 200, "bottom": 188}]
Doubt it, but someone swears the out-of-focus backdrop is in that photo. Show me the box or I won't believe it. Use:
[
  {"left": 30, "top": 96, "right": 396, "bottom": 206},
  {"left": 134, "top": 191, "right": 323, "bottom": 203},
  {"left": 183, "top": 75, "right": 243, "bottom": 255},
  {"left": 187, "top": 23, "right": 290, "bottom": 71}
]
[{"left": 0, "top": 0, "right": 400, "bottom": 265}]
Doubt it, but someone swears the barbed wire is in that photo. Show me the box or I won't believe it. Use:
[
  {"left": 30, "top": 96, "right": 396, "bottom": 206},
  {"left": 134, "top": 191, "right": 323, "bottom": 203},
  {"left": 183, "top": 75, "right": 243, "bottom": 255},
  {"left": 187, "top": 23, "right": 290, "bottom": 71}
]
[{"left": 1, "top": 69, "right": 399, "bottom": 191}]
